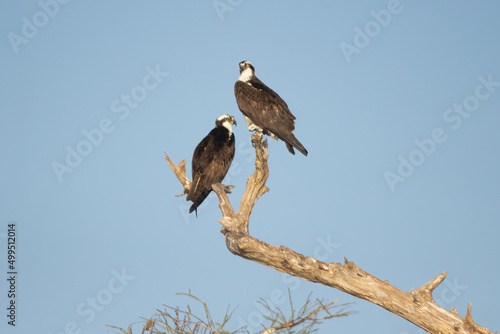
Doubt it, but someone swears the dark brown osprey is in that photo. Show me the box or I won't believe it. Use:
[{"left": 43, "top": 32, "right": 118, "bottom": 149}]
[
  {"left": 186, "top": 115, "right": 236, "bottom": 215},
  {"left": 234, "top": 60, "right": 308, "bottom": 156}
]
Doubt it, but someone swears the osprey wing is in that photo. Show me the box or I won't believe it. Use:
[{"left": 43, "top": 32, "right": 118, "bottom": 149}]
[
  {"left": 235, "top": 80, "right": 308, "bottom": 156},
  {"left": 187, "top": 129, "right": 235, "bottom": 213},
  {"left": 235, "top": 80, "right": 295, "bottom": 132}
]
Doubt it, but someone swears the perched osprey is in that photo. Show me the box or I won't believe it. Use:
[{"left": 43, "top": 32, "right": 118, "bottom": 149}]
[
  {"left": 186, "top": 115, "right": 236, "bottom": 215},
  {"left": 234, "top": 60, "right": 308, "bottom": 156}
]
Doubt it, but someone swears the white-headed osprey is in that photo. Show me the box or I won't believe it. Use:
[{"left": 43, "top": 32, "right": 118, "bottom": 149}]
[
  {"left": 234, "top": 60, "right": 308, "bottom": 156},
  {"left": 186, "top": 115, "right": 236, "bottom": 215}
]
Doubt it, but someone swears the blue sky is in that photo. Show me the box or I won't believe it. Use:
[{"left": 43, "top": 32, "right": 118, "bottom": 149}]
[{"left": 1, "top": 1, "right": 499, "bottom": 333}]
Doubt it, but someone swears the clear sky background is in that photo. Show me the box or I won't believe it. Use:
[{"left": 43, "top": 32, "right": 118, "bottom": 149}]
[{"left": 1, "top": 1, "right": 499, "bottom": 334}]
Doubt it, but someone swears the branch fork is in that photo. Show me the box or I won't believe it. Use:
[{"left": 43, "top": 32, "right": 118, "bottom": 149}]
[{"left": 165, "top": 133, "right": 496, "bottom": 334}]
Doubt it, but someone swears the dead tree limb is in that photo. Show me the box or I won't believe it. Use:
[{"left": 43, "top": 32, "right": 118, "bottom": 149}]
[{"left": 164, "top": 132, "right": 496, "bottom": 334}]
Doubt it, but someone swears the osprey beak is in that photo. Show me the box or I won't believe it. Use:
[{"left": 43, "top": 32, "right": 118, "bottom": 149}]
[{"left": 233, "top": 119, "right": 237, "bottom": 126}]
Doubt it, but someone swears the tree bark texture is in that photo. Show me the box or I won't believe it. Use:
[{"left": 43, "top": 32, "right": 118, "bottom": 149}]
[{"left": 165, "top": 132, "right": 496, "bottom": 334}]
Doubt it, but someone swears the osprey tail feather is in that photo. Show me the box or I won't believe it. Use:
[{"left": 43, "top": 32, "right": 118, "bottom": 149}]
[
  {"left": 282, "top": 134, "right": 308, "bottom": 156},
  {"left": 188, "top": 189, "right": 211, "bottom": 215}
]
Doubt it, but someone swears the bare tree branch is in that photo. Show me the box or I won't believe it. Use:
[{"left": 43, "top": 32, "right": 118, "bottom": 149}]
[
  {"left": 164, "top": 133, "right": 497, "bottom": 334},
  {"left": 164, "top": 153, "right": 190, "bottom": 197},
  {"left": 259, "top": 297, "right": 346, "bottom": 334},
  {"left": 109, "top": 290, "right": 349, "bottom": 334}
]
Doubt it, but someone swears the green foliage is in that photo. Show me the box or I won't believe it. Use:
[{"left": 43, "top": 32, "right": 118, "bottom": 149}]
[{"left": 108, "top": 290, "right": 354, "bottom": 334}]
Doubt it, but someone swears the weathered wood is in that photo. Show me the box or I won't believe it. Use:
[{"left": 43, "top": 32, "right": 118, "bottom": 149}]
[{"left": 164, "top": 134, "right": 496, "bottom": 334}]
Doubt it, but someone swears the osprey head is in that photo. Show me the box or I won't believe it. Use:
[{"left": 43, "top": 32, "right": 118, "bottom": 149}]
[
  {"left": 216, "top": 114, "right": 237, "bottom": 133},
  {"left": 238, "top": 61, "right": 255, "bottom": 82},
  {"left": 239, "top": 60, "right": 255, "bottom": 74}
]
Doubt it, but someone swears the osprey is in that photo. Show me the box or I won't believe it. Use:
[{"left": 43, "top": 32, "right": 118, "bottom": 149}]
[
  {"left": 186, "top": 115, "right": 236, "bottom": 215},
  {"left": 234, "top": 60, "right": 308, "bottom": 156}
]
